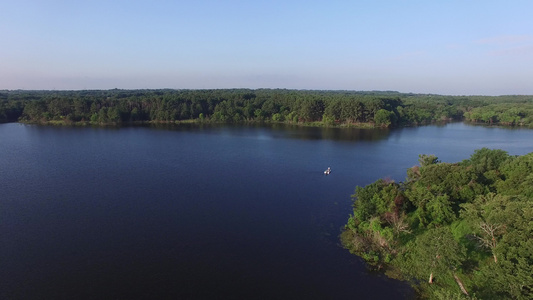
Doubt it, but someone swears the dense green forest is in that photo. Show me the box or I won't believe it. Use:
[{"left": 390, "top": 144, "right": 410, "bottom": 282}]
[
  {"left": 1, "top": 89, "right": 532, "bottom": 127},
  {"left": 341, "top": 149, "right": 533, "bottom": 299}
]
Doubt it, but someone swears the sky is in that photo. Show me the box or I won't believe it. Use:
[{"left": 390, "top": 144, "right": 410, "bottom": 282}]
[{"left": 1, "top": 0, "right": 532, "bottom": 95}]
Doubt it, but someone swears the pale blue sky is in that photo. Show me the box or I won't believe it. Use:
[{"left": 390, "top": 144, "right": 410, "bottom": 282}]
[{"left": 1, "top": 0, "right": 532, "bottom": 95}]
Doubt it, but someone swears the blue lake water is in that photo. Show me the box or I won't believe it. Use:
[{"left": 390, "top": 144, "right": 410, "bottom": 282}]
[{"left": 1, "top": 122, "right": 532, "bottom": 299}]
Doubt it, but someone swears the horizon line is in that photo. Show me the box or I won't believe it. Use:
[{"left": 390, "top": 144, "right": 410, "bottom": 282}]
[{"left": 2, "top": 88, "right": 531, "bottom": 97}]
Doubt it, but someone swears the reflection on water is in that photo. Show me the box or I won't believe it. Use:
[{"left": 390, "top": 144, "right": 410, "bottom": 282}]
[{"left": 147, "top": 122, "right": 391, "bottom": 142}]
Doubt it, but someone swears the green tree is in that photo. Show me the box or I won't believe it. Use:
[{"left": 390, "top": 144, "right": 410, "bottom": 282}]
[
  {"left": 322, "top": 113, "right": 335, "bottom": 126},
  {"left": 400, "top": 227, "right": 466, "bottom": 287},
  {"left": 461, "top": 193, "right": 510, "bottom": 263},
  {"left": 374, "top": 109, "right": 396, "bottom": 127},
  {"left": 474, "top": 198, "right": 533, "bottom": 299},
  {"left": 111, "top": 107, "right": 124, "bottom": 122},
  {"left": 463, "top": 148, "right": 509, "bottom": 174},
  {"left": 418, "top": 154, "right": 439, "bottom": 167},
  {"left": 271, "top": 113, "right": 283, "bottom": 122},
  {"left": 22, "top": 101, "right": 47, "bottom": 121},
  {"left": 97, "top": 107, "right": 108, "bottom": 123},
  {"left": 497, "top": 153, "right": 533, "bottom": 198}
]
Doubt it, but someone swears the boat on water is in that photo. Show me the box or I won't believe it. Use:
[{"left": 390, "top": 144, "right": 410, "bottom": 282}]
[{"left": 324, "top": 167, "right": 331, "bottom": 175}]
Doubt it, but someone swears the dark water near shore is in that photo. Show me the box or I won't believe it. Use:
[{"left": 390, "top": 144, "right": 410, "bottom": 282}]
[{"left": 1, "top": 122, "right": 532, "bottom": 299}]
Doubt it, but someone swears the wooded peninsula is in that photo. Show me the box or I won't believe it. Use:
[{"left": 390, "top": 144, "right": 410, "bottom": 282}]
[
  {"left": 342, "top": 149, "right": 533, "bottom": 299},
  {"left": 1, "top": 89, "right": 533, "bottom": 127}
]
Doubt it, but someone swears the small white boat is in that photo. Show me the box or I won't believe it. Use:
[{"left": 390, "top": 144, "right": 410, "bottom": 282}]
[{"left": 324, "top": 167, "right": 331, "bottom": 175}]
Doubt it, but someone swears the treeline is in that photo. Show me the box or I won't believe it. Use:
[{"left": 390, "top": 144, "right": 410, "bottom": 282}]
[
  {"left": 463, "top": 103, "right": 533, "bottom": 126},
  {"left": 1, "top": 89, "right": 532, "bottom": 127},
  {"left": 341, "top": 148, "right": 533, "bottom": 299}
]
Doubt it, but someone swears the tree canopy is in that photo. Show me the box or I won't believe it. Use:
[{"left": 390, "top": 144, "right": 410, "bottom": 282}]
[
  {"left": 342, "top": 148, "right": 533, "bottom": 299},
  {"left": 1, "top": 89, "right": 532, "bottom": 127}
]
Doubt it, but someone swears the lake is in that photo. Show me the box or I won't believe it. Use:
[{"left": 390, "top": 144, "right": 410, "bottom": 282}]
[{"left": 1, "top": 122, "right": 533, "bottom": 299}]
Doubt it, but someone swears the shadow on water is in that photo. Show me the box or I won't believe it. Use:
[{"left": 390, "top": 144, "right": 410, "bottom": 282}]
[{"left": 145, "top": 122, "right": 392, "bottom": 142}]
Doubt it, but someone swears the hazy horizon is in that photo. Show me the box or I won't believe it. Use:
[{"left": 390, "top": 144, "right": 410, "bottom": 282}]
[
  {"left": 2, "top": 1, "right": 533, "bottom": 96},
  {"left": 2, "top": 87, "right": 533, "bottom": 98}
]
